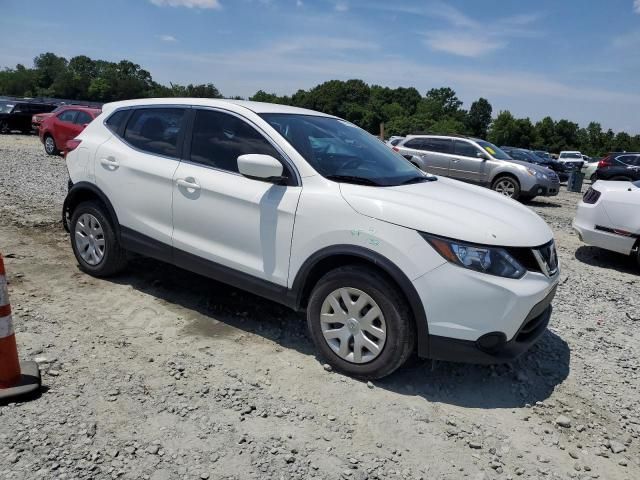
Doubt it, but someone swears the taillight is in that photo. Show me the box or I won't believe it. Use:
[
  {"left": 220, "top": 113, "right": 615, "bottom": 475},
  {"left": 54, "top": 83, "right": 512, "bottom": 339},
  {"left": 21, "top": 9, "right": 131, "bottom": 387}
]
[
  {"left": 64, "top": 139, "right": 82, "bottom": 157},
  {"left": 598, "top": 156, "right": 613, "bottom": 168},
  {"left": 582, "top": 187, "right": 601, "bottom": 204}
]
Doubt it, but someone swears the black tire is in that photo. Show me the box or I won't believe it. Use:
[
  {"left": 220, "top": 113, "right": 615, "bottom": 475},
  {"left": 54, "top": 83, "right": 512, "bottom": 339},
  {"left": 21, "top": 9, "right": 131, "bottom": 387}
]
[
  {"left": 70, "top": 201, "right": 127, "bottom": 277},
  {"left": 306, "top": 265, "right": 415, "bottom": 380},
  {"left": 590, "top": 173, "right": 596, "bottom": 182},
  {"left": 491, "top": 175, "right": 521, "bottom": 200},
  {"left": 0, "top": 121, "right": 8, "bottom": 134},
  {"left": 44, "top": 134, "right": 59, "bottom": 155}
]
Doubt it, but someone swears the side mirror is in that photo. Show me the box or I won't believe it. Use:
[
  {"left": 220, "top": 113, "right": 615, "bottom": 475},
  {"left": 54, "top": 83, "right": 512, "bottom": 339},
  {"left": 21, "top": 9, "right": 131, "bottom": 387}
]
[
  {"left": 237, "top": 154, "right": 286, "bottom": 184},
  {"left": 477, "top": 151, "right": 489, "bottom": 160}
]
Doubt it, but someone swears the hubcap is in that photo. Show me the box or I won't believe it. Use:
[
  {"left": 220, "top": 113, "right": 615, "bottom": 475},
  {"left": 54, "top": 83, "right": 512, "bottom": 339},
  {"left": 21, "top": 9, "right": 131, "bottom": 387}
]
[
  {"left": 495, "top": 179, "right": 516, "bottom": 197},
  {"left": 320, "top": 287, "right": 387, "bottom": 364},
  {"left": 45, "top": 137, "right": 55, "bottom": 153},
  {"left": 74, "top": 213, "right": 105, "bottom": 266}
]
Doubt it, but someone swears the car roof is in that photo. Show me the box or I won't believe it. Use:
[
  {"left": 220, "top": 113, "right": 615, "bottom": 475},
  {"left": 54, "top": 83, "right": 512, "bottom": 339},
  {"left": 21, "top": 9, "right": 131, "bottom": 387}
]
[
  {"left": 57, "top": 105, "right": 101, "bottom": 112},
  {"left": 101, "top": 98, "right": 334, "bottom": 118}
]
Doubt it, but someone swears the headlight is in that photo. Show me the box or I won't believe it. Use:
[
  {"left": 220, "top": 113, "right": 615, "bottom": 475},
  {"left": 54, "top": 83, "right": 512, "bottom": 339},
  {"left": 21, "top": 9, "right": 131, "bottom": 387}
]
[{"left": 421, "top": 233, "right": 526, "bottom": 279}]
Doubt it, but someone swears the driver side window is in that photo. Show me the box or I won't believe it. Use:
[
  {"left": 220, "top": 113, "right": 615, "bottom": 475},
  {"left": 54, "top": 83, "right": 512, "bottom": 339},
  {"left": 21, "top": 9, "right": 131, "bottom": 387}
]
[
  {"left": 190, "top": 110, "right": 284, "bottom": 173},
  {"left": 454, "top": 140, "right": 481, "bottom": 158}
]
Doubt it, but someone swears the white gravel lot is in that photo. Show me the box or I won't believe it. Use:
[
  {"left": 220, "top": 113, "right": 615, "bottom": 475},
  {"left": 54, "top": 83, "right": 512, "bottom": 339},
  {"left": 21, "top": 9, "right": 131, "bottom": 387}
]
[{"left": 0, "top": 134, "right": 638, "bottom": 480}]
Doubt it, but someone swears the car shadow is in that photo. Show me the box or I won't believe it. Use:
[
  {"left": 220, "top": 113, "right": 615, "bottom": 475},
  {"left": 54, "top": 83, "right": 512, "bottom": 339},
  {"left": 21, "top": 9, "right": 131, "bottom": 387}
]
[
  {"left": 523, "top": 199, "right": 562, "bottom": 208},
  {"left": 575, "top": 245, "right": 637, "bottom": 274},
  {"left": 107, "top": 256, "right": 570, "bottom": 409}
]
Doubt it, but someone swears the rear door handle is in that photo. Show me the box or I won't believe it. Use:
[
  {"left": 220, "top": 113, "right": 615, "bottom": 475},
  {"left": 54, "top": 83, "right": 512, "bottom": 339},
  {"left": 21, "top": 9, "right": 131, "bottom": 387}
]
[
  {"left": 176, "top": 178, "right": 201, "bottom": 190},
  {"left": 99, "top": 157, "right": 119, "bottom": 169}
]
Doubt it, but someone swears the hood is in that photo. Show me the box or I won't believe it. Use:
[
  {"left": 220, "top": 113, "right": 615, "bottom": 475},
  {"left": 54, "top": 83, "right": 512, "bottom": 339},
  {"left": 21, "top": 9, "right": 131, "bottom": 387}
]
[
  {"left": 506, "top": 159, "right": 555, "bottom": 176},
  {"left": 340, "top": 177, "right": 553, "bottom": 247}
]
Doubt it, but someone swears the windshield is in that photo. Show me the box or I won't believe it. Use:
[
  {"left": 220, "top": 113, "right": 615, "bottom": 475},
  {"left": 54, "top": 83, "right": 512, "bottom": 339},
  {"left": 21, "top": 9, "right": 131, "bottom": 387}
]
[
  {"left": 0, "top": 102, "right": 15, "bottom": 114},
  {"left": 260, "top": 113, "right": 429, "bottom": 187},
  {"left": 475, "top": 140, "right": 511, "bottom": 160},
  {"left": 561, "top": 152, "right": 582, "bottom": 159}
]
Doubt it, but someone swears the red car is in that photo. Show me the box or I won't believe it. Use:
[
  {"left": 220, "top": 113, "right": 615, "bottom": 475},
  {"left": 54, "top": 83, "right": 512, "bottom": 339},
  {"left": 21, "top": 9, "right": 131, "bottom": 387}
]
[
  {"left": 39, "top": 106, "right": 101, "bottom": 155},
  {"left": 32, "top": 106, "right": 63, "bottom": 131}
]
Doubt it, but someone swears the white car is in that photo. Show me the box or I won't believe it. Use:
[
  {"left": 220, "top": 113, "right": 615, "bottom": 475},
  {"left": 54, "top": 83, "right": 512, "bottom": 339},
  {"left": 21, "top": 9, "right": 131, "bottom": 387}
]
[
  {"left": 573, "top": 180, "right": 640, "bottom": 266},
  {"left": 558, "top": 151, "right": 585, "bottom": 169},
  {"left": 63, "top": 98, "right": 560, "bottom": 379}
]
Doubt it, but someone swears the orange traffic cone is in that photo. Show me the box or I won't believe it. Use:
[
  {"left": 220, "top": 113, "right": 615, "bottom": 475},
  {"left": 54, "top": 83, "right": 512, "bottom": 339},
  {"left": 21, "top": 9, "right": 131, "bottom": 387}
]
[{"left": 0, "top": 254, "right": 40, "bottom": 402}]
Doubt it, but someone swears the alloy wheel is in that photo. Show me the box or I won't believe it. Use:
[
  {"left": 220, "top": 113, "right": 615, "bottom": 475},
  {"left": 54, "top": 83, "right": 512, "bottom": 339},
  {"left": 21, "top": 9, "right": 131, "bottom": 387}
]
[
  {"left": 74, "top": 213, "right": 106, "bottom": 266},
  {"left": 495, "top": 179, "right": 516, "bottom": 197},
  {"left": 45, "top": 136, "right": 56, "bottom": 154},
  {"left": 320, "top": 287, "right": 387, "bottom": 364}
]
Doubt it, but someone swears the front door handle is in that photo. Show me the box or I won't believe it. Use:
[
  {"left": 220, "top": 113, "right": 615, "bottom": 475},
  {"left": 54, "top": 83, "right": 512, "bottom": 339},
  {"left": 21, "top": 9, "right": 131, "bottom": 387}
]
[
  {"left": 176, "top": 178, "right": 201, "bottom": 190},
  {"left": 99, "top": 157, "right": 119, "bottom": 170}
]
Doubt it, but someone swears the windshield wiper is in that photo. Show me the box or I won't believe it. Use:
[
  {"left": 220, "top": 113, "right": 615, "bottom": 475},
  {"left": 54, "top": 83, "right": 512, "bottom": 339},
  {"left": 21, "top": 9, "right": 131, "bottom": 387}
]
[
  {"left": 325, "top": 175, "right": 382, "bottom": 186},
  {"left": 400, "top": 176, "right": 437, "bottom": 185}
]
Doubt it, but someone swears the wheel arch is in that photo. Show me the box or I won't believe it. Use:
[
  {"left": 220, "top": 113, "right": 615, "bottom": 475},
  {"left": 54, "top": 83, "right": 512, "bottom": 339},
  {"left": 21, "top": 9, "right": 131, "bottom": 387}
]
[
  {"left": 63, "top": 182, "right": 120, "bottom": 237},
  {"left": 490, "top": 171, "right": 521, "bottom": 187},
  {"left": 291, "top": 245, "right": 430, "bottom": 357}
]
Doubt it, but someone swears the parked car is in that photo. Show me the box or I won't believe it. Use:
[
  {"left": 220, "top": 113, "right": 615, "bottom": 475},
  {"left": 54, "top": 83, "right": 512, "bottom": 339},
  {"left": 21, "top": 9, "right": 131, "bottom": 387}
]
[
  {"left": 386, "top": 136, "right": 404, "bottom": 147},
  {"left": 39, "top": 106, "right": 101, "bottom": 155},
  {"left": 63, "top": 98, "right": 560, "bottom": 379},
  {"left": 573, "top": 180, "right": 640, "bottom": 267},
  {"left": 534, "top": 150, "right": 552, "bottom": 161},
  {"left": 502, "top": 147, "right": 570, "bottom": 182},
  {"left": 581, "top": 157, "right": 602, "bottom": 182},
  {"left": 32, "top": 106, "right": 64, "bottom": 130},
  {"left": 557, "top": 151, "right": 585, "bottom": 170},
  {"left": 594, "top": 155, "right": 640, "bottom": 182},
  {"left": 0, "top": 101, "right": 57, "bottom": 134},
  {"left": 394, "top": 135, "right": 560, "bottom": 201}
]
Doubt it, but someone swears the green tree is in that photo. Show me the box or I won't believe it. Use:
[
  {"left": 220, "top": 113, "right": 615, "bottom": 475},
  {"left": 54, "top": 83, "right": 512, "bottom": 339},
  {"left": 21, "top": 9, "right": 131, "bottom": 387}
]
[{"left": 465, "top": 98, "right": 492, "bottom": 138}]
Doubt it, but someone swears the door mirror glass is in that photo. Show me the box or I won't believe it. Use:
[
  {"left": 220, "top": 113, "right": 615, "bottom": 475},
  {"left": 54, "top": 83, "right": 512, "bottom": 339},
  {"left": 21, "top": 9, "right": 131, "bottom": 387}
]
[{"left": 237, "top": 154, "right": 285, "bottom": 183}]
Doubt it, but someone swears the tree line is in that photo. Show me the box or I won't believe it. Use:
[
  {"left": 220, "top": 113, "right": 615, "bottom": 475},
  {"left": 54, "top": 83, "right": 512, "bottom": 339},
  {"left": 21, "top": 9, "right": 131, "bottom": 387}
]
[{"left": 1, "top": 52, "right": 638, "bottom": 156}]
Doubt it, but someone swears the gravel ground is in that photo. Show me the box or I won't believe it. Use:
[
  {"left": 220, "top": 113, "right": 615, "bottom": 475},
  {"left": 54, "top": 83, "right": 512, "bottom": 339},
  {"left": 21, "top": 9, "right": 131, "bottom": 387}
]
[{"left": 0, "top": 134, "right": 638, "bottom": 480}]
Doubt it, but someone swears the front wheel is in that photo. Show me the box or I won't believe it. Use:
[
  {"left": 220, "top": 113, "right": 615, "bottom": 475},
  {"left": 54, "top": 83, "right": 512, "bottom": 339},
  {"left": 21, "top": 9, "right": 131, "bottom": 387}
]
[
  {"left": 44, "top": 135, "right": 59, "bottom": 155},
  {"left": 492, "top": 176, "right": 521, "bottom": 200},
  {"left": 70, "top": 201, "right": 127, "bottom": 277},
  {"left": 306, "top": 265, "right": 415, "bottom": 380}
]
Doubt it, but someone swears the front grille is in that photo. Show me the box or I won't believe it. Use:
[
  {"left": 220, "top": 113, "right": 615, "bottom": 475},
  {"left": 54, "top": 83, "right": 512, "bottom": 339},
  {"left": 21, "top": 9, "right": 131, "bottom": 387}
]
[
  {"left": 533, "top": 241, "right": 558, "bottom": 277},
  {"left": 509, "top": 240, "right": 558, "bottom": 277},
  {"left": 583, "top": 187, "right": 601, "bottom": 204}
]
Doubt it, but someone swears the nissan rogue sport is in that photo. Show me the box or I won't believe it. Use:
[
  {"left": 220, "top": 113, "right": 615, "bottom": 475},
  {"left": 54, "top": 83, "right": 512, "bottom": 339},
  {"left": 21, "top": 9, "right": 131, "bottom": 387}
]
[{"left": 63, "top": 99, "right": 560, "bottom": 379}]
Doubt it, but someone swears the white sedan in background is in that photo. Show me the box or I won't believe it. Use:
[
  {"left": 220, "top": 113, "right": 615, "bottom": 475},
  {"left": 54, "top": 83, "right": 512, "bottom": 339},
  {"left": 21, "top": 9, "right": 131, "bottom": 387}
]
[{"left": 573, "top": 180, "right": 640, "bottom": 267}]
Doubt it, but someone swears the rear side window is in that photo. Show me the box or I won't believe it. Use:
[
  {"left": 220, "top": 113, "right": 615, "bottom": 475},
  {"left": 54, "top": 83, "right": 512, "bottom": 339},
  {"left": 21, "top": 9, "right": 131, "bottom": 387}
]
[
  {"left": 454, "top": 140, "right": 480, "bottom": 158},
  {"left": 124, "top": 108, "right": 186, "bottom": 158},
  {"left": 617, "top": 155, "right": 636, "bottom": 165},
  {"left": 58, "top": 110, "right": 78, "bottom": 123},
  {"left": 74, "top": 111, "right": 93, "bottom": 125},
  {"left": 190, "top": 109, "right": 283, "bottom": 173},
  {"left": 403, "top": 139, "right": 423, "bottom": 149},
  {"left": 105, "top": 110, "right": 128, "bottom": 133},
  {"left": 422, "top": 138, "right": 452, "bottom": 154}
]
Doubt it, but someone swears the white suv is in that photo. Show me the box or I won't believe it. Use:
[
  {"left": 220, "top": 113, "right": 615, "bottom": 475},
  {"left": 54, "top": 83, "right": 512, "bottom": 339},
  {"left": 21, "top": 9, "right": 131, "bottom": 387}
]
[{"left": 63, "top": 98, "right": 560, "bottom": 379}]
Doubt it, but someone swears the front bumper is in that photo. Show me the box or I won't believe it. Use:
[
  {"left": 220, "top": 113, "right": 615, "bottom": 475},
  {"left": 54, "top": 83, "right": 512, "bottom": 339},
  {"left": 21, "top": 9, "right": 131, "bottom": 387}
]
[
  {"left": 523, "top": 180, "right": 560, "bottom": 197},
  {"left": 429, "top": 286, "right": 556, "bottom": 364},
  {"left": 413, "top": 259, "right": 559, "bottom": 362}
]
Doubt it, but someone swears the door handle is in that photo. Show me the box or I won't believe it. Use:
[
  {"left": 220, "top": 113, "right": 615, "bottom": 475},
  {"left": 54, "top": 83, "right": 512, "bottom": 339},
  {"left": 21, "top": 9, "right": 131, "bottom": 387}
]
[
  {"left": 176, "top": 178, "right": 201, "bottom": 190},
  {"left": 99, "top": 157, "right": 119, "bottom": 169},
  {"left": 452, "top": 158, "right": 460, "bottom": 163}
]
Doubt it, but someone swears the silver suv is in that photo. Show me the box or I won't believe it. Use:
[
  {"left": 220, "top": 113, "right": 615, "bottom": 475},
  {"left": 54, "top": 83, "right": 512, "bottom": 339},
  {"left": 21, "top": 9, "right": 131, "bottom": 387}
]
[{"left": 394, "top": 135, "right": 560, "bottom": 201}]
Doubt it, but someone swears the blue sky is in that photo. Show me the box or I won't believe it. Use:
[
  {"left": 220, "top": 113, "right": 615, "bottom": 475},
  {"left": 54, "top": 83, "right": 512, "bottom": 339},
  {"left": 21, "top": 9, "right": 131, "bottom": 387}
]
[{"left": 2, "top": 0, "right": 640, "bottom": 133}]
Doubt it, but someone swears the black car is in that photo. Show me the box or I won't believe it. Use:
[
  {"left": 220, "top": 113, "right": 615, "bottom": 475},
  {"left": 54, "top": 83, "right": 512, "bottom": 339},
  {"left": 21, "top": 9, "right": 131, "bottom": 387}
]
[
  {"left": 0, "top": 101, "right": 57, "bottom": 134},
  {"left": 595, "top": 155, "right": 640, "bottom": 181},
  {"left": 502, "top": 147, "right": 570, "bottom": 182}
]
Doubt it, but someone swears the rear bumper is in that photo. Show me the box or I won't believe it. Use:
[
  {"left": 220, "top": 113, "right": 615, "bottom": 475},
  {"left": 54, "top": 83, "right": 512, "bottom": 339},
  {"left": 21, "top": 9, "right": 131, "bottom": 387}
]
[{"left": 428, "top": 285, "right": 556, "bottom": 364}]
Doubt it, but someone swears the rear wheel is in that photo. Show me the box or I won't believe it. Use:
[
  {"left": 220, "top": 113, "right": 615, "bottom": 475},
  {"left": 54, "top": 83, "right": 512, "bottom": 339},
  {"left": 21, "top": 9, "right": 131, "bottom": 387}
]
[
  {"left": 306, "top": 265, "right": 415, "bottom": 380},
  {"left": 492, "top": 176, "right": 521, "bottom": 200},
  {"left": 44, "top": 135, "right": 58, "bottom": 155},
  {"left": 70, "top": 201, "right": 127, "bottom": 277}
]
